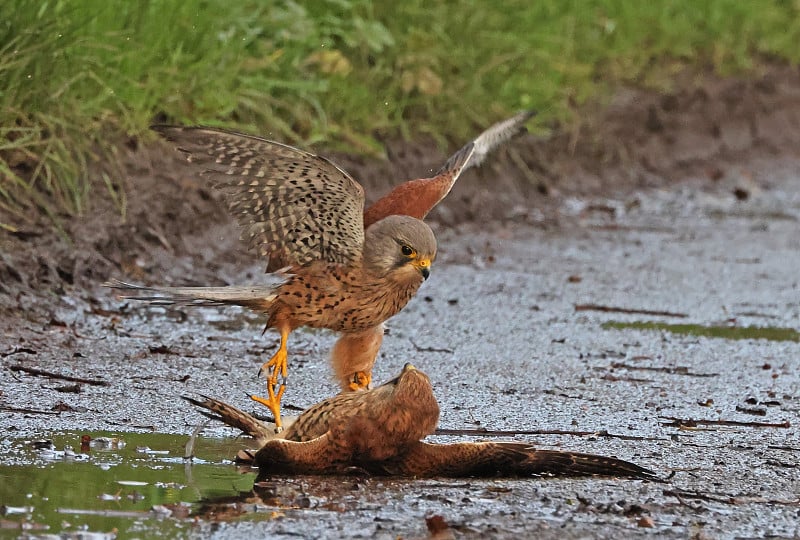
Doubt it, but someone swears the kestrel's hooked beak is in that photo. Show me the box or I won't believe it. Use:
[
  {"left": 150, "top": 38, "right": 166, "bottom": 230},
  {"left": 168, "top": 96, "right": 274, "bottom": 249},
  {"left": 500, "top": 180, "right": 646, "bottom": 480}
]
[
  {"left": 383, "top": 363, "right": 416, "bottom": 388},
  {"left": 412, "top": 258, "right": 431, "bottom": 280}
]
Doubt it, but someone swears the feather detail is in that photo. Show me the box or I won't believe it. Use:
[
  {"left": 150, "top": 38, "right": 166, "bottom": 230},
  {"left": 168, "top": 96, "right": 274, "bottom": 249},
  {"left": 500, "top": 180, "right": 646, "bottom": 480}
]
[
  {"left": 104, "top": 278, "right": 282, "bottom": 311},
  {"left": 363, "top": 110, "right": 535, "bottom": 226}
]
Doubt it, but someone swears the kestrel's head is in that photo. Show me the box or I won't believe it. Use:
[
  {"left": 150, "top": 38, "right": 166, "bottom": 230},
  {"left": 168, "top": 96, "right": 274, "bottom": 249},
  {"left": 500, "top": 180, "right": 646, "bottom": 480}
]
[{"left": 362, "top": 215, "right": 437, "bottom": 282}]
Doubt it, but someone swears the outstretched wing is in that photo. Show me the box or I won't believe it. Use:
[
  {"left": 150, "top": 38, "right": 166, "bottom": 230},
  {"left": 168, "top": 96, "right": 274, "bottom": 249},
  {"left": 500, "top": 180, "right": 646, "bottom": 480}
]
[
  {"left": 153, "top": 125, "right": 366, "bottom": 268},
  {"left": 440, "top": 109, "right": 536, "bottom": 173},
  {"left": 385, "top": 441, "right": 658, "bottom": 479},
  {"left": 363, "top": 110, "right": 535, "bottom": 227}
]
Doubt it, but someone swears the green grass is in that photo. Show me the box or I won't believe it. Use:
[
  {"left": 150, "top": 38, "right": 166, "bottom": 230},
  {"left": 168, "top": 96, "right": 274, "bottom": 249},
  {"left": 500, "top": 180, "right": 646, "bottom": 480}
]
[{"left": 3, "top": 0, "right": 800, "bottom": 224}]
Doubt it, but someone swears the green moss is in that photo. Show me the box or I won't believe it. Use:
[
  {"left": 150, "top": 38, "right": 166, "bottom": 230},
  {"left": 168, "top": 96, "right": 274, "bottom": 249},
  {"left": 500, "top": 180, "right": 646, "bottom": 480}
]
[{"left": 602, "top": 321, "right": 800, "bottom": 342}]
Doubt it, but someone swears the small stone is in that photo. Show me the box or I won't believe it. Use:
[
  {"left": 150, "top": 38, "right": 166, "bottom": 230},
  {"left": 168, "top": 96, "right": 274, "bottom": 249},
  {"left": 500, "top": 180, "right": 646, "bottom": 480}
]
[{"left": 637, "top": 516, "right": 655, "bottom": 528}]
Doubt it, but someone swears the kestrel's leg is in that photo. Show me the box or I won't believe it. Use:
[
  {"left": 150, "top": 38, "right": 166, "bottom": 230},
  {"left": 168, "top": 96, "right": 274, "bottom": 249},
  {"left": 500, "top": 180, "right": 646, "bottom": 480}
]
[
  {"left": 349, "top": 371, "right": 371, "bottom": 391},
  {"left": 330, "top": 326, "right": 384, "bottom": 392},
  {"left": 251, "top": 325, "right": 290, "bottom": 429}
]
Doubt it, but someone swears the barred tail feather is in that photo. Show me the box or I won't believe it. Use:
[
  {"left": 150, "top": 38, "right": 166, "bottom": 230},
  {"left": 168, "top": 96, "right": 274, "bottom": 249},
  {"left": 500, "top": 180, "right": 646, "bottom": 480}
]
[
  {"left": 104, "top": 278, "right": 280, "bottom": 311},
  {"left": 182, "top": 395, "right": 283, "bottom": 446}
]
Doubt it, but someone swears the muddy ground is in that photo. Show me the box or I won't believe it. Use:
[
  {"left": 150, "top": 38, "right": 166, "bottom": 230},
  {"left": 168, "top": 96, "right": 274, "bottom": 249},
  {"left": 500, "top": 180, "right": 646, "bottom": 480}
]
[{"left": 1, "top": 67, "right": 800, "bottom": 538}]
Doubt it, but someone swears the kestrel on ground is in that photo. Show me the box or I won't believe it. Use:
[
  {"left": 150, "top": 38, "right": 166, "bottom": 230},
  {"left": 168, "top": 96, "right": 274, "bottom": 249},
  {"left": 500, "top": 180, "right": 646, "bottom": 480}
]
[
  {"left": 186, "top": 364, "right": 656, "bottom": 479},
  {"left": 110, "top": 111, "right": 533, "bottom": 430}
]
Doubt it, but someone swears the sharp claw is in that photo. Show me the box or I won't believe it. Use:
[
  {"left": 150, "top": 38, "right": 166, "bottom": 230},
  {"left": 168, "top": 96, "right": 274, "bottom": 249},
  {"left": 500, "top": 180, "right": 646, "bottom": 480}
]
[
  {"left": 347, "top": 371, "right": 371, "bottom": 391},
  {"left": 252, "top": 340, "right": 289, "bottom": 428},
  {"left": 250, "top": 389, "right": 284, "bottom": 429}
]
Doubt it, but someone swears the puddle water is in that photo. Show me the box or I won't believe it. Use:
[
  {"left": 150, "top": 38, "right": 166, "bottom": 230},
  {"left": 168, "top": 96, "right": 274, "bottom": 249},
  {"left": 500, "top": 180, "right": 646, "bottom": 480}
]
[
  {"left": 602, "top": 321, "right": 800, "bottom": 342},
  {"left": 0, "top": 431, "right": 265, "bottom": 537}
]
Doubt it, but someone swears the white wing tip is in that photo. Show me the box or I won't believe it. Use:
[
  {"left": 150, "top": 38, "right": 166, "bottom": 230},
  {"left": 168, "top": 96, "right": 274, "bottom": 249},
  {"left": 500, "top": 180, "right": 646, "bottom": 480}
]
[{"left": 471, "top": 110, "right": 536, "bottom": 166}]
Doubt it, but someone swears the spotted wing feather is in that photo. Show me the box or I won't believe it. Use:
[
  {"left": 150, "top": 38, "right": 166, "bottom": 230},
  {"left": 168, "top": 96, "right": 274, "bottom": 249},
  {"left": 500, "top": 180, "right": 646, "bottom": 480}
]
[{"left": 152, "top": 125, "right": 366, "bottom": 268}]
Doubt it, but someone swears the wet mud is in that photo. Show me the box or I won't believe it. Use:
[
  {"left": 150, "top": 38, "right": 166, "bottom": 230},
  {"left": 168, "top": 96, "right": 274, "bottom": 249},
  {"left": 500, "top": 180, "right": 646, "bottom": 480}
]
[{"left": 3, "top": 68, "right": 800, "bottom": 538}]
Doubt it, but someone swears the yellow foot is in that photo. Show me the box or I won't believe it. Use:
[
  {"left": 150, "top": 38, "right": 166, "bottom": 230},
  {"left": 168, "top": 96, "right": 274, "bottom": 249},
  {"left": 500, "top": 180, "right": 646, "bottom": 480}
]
[
  {"left": 347, "top": 371, "right": 372, "bottom": 392},
  {"left": 257, "top": 346, "right": 288, "bottom": 381},
  {"left": 250, "top": 382, "right": 285, "bottom": 431}
]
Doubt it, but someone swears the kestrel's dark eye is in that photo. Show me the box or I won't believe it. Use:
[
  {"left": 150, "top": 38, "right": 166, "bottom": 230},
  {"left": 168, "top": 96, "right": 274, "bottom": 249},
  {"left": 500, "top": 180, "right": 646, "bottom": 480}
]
[{"left": 401, "top": 245, "right": 414, "bottom": 256}]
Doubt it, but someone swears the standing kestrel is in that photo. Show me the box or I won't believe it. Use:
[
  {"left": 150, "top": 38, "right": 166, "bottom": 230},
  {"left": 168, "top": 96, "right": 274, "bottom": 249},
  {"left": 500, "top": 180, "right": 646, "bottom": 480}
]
[
  {"left": 111, "top": 111, "right": 532, "bottom": 428},
  {"left": 186, "top": 364, "right": 657, "bottom": 479}
]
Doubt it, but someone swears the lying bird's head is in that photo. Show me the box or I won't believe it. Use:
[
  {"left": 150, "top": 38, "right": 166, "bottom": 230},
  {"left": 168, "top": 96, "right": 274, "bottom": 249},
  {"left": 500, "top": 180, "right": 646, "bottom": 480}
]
[
  {"left": 363, "top": 215, "right": 436, "bottom": 282},
  {"left": 382, "top": 362, "right": 431, "bottom": 390},
  {"left": 377, "top": 363, "right": 440, "bottom": 435}
]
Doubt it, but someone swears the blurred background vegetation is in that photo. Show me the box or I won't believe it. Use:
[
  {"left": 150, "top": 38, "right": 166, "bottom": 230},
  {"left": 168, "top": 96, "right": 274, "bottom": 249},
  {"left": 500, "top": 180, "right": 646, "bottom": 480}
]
[{"left": 2, "top": 0, "right": 800, "bottom": 224}]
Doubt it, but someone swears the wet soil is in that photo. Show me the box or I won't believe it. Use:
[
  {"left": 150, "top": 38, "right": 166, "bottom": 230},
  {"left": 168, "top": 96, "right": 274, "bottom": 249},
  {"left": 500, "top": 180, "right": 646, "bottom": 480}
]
[{"left": 2, "top": 66, "right": 800, "bottom": 538}]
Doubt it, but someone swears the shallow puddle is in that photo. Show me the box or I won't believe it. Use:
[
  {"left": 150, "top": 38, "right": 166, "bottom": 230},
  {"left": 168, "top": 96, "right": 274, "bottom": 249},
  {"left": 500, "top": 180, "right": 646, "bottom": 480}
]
[
  {"left": 0, "top": 431, "right": 265, "bottom": 537},
  {"left": 602, "top": 321, "right": 800, "bottom": 342}
]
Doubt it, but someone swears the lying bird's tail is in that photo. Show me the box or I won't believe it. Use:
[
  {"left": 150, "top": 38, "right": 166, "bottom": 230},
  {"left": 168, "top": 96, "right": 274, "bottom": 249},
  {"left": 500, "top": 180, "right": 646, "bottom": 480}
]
[
  {"left": 105, "top": 279, "right": 281, "bottom": 311},
  {"left": 183, "top": 395, "right": 280, "bottom": 446}
]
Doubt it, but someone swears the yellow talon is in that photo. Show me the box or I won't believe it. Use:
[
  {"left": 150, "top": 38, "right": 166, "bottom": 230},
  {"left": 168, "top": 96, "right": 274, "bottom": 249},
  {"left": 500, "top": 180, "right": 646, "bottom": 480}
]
[
  {"left": 259, "top": 346, "right": 288, "bottom": 381},
  {"left": 252, "top": 326, "right": 290, "bottom": 430},
  {"left": 347, "top": 370, "right": 371, "bottom": 391},
  {"left": 250, "top": 383, "right": 285, "bottom": 431}
]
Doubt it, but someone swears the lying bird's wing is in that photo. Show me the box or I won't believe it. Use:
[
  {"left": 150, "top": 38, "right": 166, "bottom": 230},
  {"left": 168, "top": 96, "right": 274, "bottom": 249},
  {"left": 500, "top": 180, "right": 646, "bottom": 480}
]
[
  {"left": 380, "top": 441, "right": 659, "bottom": 479},
  {"left": 254, "top": 434, "right": 352, "bottom": 475}
]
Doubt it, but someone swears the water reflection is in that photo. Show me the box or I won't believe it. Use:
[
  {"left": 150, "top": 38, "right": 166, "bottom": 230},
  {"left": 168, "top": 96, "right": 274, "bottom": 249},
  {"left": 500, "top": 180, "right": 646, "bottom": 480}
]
[{"left": 0, "top": 431, "right": 257, "bottom": 537}]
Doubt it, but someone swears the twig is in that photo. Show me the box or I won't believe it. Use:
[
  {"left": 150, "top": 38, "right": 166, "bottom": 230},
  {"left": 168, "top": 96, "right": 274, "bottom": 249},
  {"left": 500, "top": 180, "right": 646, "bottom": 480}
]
[
  {"left": 434, "top": 427, "right": 665, "bottom": 442},
  {"left": 769, "top": 445, "right": 800, "bottom": 452},
  {"left": 184, "top": 419, "right": 210, "bottom": 460},
  {"left": 663, "top": 489, "right": 706, "bottom": 510},
  {"left": 587, "top": 224, "right": 675, "bottom": 234},
  {"left": 607, "top": 362, "right": 718, "bottom": 378},
  {"left": 664, "top": 488, "right": 800, "bottom": 507},
  {"left": 9, "top": 365, "right": 108, "bottom": 386},
  {"left": 601, "top": 374, "right": 654, "bottom": 383},
  {"left": 508, "top": 146, "right": 549, "bottom": 194},
  {"left": 0, "top": 405, "right": 61, "bottom": 415},
  {"left": 660, "top": 417, "right": 790, "bottom": 429},
  {"left": 1, "top": 347, "right": 37, "bottom": 358},
  {"left": 410, "top": 340, "right": 454, "bottom": 354},
  {"left": 575, "top": 304, "right": 687, "bottom": 318}
]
